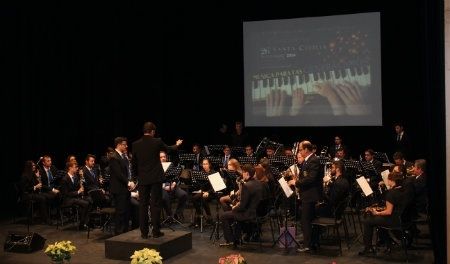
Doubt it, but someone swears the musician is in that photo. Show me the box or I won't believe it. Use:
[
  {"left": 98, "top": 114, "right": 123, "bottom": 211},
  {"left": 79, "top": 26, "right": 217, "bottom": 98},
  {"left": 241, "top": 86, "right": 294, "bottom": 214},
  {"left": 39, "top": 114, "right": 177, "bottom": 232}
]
[
  {"left": 191, "top": 158, "right": 217, "bottom": 226},
  {"left": 392, "top": 152, "right": 414, "bottom": 173},
  {"left": 160, "top": 151, "right": 188, "bottom": 222},
  {"left": 287, "top": 140, "right": 322, "bottom": 253},
  {"left": 329, "top": 135, "right": 348, "bottom": 158},
  {"left": 316, "top": 160, "right": 350, "bottom": 218},
  {"left": 219, "top": 158, "right": 242, "bottom": 212},
  {"left": 244, "top": 144, "right": 255, "bottom": 157},
  {"left": 20, "top": 160, "right": 51, "bottom": 224},
  {"left": 110, "top": 137, "right": 134, "bottom": 235},
  {"left": 359, "top": 171, "right": 411, "bottom": 256},
  {"left": 39, "top": 155, "right": 61, "bottom": 191},
  {"left": 221, "top": 145, "right": 234, "bottom": 169},
  {"left": 191, "top": 143, "right": 204, "bottom": 171},
  {"left": 60, "top": 161, "right": 91, "bottom": 230},
  {"left": 404, "top": 159, "right": 427, "bottom": 219},
  {"left": 230, "top": 120, "right": 250, "bottom": 147},
  {"left": 392, "top": 123, "right": 412, "bottom": 160},
  {"left": 220, "top": 164, "right": 264, "bottom": 247},
  {"left": 81, "top": 154, "right": 110, "bottom": 207}
]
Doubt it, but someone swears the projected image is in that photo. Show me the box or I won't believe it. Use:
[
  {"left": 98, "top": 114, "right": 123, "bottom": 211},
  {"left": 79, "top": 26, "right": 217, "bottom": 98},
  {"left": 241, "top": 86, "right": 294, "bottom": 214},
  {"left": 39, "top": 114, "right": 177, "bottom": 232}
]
[{"left": 244, "top": 12, "right": 381, "bottom": 126}]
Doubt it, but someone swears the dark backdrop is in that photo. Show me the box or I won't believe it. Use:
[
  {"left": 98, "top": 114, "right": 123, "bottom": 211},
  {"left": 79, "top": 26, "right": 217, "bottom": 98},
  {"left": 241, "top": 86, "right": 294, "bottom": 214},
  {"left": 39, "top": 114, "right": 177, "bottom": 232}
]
[{"left": 2, "top": 1, "right": 445, "bottom": 262}]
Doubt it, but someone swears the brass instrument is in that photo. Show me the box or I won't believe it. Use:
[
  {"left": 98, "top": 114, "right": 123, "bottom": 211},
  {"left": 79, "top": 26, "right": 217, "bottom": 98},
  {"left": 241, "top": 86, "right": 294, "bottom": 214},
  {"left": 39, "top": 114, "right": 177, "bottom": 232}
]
[{"left": 78, "top": 168, "right": 85, "bottom": 196}]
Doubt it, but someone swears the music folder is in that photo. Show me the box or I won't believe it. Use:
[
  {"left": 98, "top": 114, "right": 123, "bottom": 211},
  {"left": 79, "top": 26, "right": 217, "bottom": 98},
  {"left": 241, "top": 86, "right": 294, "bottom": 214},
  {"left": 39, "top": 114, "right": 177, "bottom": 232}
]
[
  {"left": 356, "top": 176, "right": 373, "bottom": 196},
  {"left": 208, "top": 172, "right": 227, "bottom": 192},
  {"left": 381, "top": 169, "right": 390, "bottom": 189},
  {"left": 278, "top": 177, "right": 294, "bottom": 198},
  {"left": 162, "top": 162, "right": 171, "bottom": 172}
]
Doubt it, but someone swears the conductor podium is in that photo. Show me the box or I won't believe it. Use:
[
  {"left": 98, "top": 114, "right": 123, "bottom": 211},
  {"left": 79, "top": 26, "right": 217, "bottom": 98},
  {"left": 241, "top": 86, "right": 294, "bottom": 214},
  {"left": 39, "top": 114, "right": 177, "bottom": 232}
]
[{"left": 105, "top": 229, "right": 192, "bottom": 261}]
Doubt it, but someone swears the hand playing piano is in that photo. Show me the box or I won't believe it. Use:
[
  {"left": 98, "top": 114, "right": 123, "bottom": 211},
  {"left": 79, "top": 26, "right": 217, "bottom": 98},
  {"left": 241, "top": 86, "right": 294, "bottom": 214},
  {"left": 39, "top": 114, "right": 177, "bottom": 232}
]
[
  {"left": 265, "top": 87, "right": 305, "bottom": 117},
  {"left": 315, "top": 81, "right": 369, "bottom": 116}
]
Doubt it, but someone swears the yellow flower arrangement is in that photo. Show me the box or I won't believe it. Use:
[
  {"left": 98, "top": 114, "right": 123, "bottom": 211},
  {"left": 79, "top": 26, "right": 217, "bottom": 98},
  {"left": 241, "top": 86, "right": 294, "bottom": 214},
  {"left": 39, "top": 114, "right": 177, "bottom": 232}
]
[
  {"left": 130, "top": 248, "right": 163, "bottom": 264},
  {"left": 218, "top": 253, "right": 247, "bottom": 264},
  {"left": 44, "top": 240, "right": 76, "bottom": 263}
]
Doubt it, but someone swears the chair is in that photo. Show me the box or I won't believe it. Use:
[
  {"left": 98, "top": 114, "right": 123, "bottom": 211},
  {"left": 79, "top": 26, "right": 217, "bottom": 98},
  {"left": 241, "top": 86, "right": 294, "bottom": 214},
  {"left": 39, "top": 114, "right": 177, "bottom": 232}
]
[
  {"left": 12, "top": 182, "right": 35, "bottom": 232},
  {"left": 311, "top": 197, "right": 350, "bottom": 255},
  {"left": 87, "top": 189, "right": 115, "bottom": 238},
  {"left": 375, "top": 215, "right": 412, "bottom": 263},
  {"left": 238, "top": 197, "right": 275, "bottom": 250}
]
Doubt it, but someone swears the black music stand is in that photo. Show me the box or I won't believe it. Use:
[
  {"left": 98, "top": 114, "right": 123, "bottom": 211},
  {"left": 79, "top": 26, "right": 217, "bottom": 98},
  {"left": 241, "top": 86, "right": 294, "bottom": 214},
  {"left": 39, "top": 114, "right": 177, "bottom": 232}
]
[
  {"left": 191, "top": 171, "right": 210, "bottom": 233},
  {"left": 205, "top": 145, "right": 226, "bottom": 156},
  {"left": 179, "top": 153, "right": 196, "bottom": 169},
  {"left": 206, "top": 156, "right": 223, "bottom": 171},
  {"left": 272, "top": 178, "right": 301, "bottom": 250},
  {"left": 230, "top": 146, "right": 245, "bottom": 157},
  {"left": 318, "top": 156, "right": 331, "bottom": 166},
  {"left": 271, "top": 155, "right": 296, "bottom": 170},
  {"left": 207, "top": 173, "right": 227, "bottom": 244},
  {"left": 374, "top": 151, "right": 390, "bottom": 164},
  {"left": 237, "top": 156, "right": 258, "bottom": 165},
  {"left": 161, "top": 166, "right": 185, "bottom": 229}
]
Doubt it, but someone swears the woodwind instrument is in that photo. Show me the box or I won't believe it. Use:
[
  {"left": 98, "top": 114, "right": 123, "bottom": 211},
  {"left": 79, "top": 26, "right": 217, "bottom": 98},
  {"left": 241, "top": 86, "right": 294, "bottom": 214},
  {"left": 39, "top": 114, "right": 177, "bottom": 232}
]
[{"left": 78, "top": 168, "right": 85, "bottom": 197}]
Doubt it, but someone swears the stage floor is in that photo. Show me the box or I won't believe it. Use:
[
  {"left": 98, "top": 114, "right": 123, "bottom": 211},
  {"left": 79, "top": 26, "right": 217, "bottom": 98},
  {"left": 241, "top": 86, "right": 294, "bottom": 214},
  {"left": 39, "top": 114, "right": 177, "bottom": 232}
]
[{"left": 0, "top": 214, "right": 434, "bottom": 264}]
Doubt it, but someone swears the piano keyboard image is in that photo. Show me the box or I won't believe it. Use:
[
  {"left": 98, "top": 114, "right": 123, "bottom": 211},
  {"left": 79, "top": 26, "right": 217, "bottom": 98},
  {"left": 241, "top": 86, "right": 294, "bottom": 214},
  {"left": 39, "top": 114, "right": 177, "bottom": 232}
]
[{"left": 251, "top": 65, "right": 370, "bottom": 102}]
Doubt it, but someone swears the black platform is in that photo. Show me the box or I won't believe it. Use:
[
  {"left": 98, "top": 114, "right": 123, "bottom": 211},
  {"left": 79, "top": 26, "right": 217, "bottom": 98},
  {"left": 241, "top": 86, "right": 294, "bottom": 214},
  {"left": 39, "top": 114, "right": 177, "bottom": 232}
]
[{"left": 105, "top": 229, "right": 192, "bottom": 261}]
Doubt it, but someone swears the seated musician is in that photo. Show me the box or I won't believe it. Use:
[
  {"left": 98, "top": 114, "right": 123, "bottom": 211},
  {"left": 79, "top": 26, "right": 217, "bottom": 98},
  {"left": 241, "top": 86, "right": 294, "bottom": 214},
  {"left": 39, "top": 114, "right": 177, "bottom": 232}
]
[
  {"left": 219, "top": 158, "right": 243, "bottom": 212},
  {"left": 191, "top": 158, "right": 216, "bottom": 226},
  {"left": 359, "top": 171, "right": 412, "bottom": 256},
  {"left": 20, "top": 160, "right": 52, "bottom": 225},
  {"left": 316, "top": 160, "right": 350, "bottom": 217},
  {"left": 60, "top": 161, "right": 91, "bottom": 230},
  {"left": 220, "top": 164, "right": 264, "bottom": 247},
  {"left": 160, "top": 151, "right": 187, "bottom": 222},
  {"left": 81, "top": 154, "right": 110, "bottom": 207}
]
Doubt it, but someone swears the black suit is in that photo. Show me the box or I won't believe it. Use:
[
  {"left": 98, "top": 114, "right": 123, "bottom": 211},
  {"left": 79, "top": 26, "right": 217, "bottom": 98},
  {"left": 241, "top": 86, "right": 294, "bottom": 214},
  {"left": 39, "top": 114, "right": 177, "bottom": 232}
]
[
  {"left": 295, "top": 154, "right": 322, "bottom": 248},
  {"left": 317, "top": 176, "right": 350, "bottom": 217},
  {"left": 82, "top": 166, "right": 110, "bottom": 207},
  {"left": 404, "top": 173, "right": 427, "bottom": 217},
  {"left": 60, "top": 174, "right": 90, "bottom": 226},
  {"left": 131, "top": 135, "right": 177, "bottom": 237},
  {"left": 221, "top": 178, "right": 264, "bottom": 243},
  {"left": 109, "top": 151, "right": 131, "bottom": 234},
  {"left": 393, "top": 132, "right": 412, "bottom": 159}
]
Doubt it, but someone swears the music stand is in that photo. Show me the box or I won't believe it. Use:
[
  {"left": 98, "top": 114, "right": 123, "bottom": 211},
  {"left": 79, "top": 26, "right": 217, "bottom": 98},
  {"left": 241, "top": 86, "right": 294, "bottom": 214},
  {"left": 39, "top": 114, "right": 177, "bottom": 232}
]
[
  {"left": 318, "top": 156, "right": 331, "bottom": 166},
  {"left": 374, "top": 151, "right": 390, "bottom": 164},
  {"left": 237, "top": 156, "right": 258, "bottom": 165},
  {"left": 206, "top": 156, "right": 223, "bottom": 171},
  {"left": 191, "top": 171, "right": 211, "bottom": 233},
  {"left": 272, "top": 177, "right": 301, "bottom": 249},
  {"left": 272, "top": 155, "right": 296, "bottom": 170},
  {"left": 205, "top": 145, "right": 226, "bottom": 156},
  {"left": 206, "top": 172, "right": 227, "bottom": 244},
  {"left": 161, "top": 166, "right": 185, "bottom": 229},
  {"left": 230, "top": 146, "right": 245, "bottom": 157},
  {"left": 178, "top": 153, "right": 196, "bottom": 168}
]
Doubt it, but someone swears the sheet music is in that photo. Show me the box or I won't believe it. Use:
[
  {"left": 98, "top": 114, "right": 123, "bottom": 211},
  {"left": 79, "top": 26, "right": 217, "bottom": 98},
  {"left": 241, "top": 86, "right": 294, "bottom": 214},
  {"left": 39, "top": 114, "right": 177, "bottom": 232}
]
[
  {"left": 162, "top": 162, "right": 171, "bottom": 172},
  {"left": 278, "top": 177, "right": 294, "bottom": 198},
  {"left": 356, "top": 176, "right": 373, "bottom": 196},
  {"left": 208, "top": 172, "right": 227, "bottom": 192},
  {"left": 381, "top": 169, "right": 390, "bottom": 189}
]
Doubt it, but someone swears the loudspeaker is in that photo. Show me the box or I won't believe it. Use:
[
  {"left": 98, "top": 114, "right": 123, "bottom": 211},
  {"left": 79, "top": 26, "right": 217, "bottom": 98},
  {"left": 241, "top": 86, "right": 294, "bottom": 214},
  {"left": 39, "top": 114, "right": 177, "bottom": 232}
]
[{"left": 4, "top": 232, "right": 46, "bottom": 253}]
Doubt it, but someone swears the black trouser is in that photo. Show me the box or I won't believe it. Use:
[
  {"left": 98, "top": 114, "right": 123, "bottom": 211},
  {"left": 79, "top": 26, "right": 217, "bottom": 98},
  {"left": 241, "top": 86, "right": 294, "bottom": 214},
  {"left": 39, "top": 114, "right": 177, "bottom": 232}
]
[
  {"left": 301, "top": 201, "right": 316, "bottom": 247},
  {"left": 112, "top": 192, "right": 130, "bottom": 234},
  {"left": 221, "top": 211, "right": 240, "bottom": 243},
  {"left": 362, "top": 215, "right": 397, "bottom": 248},
  {"left": 139, "top": 183, "right": 162, "bottom": 236}
]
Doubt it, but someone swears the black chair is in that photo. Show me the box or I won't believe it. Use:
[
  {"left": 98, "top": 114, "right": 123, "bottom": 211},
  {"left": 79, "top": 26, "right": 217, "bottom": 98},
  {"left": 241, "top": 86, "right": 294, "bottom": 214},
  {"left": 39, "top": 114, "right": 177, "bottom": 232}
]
[
  {"left": 238, "top": 197, "right": 275, "bottom": 250},
  {"left": 375, "top": 215, "right": 412, "bottom": 263},
  {"left": 311, "top": 197, "right": 350, "bottom": 255},
  {"left": 12, "top": 182, "right": 35, "bottom": 232},
  {"left": 87, "top": 189, "right": 115, "bottom": 239}
]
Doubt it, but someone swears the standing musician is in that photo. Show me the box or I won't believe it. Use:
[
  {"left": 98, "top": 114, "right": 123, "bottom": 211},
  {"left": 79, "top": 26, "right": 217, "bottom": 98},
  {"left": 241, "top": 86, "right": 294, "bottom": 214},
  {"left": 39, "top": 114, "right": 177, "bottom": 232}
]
[{"left": 287, "top": 140, "right": 322, "bottom": 253}]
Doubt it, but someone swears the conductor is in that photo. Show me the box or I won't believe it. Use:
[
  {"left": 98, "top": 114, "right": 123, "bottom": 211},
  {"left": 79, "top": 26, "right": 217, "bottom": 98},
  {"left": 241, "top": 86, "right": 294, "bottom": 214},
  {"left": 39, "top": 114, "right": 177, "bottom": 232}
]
[{"left": 132, "top": 121, "right": 183, "bottom": 239}]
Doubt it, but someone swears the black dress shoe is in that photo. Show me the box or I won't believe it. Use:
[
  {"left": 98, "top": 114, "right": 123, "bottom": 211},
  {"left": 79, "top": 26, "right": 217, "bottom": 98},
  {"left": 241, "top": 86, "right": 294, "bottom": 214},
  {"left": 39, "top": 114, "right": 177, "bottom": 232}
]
[
  {"left": 152, "top": 231, "right": 164, "bottom": 238},
  {"left": 358, "top": 247, "right": 376, "bottom": 256}
]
